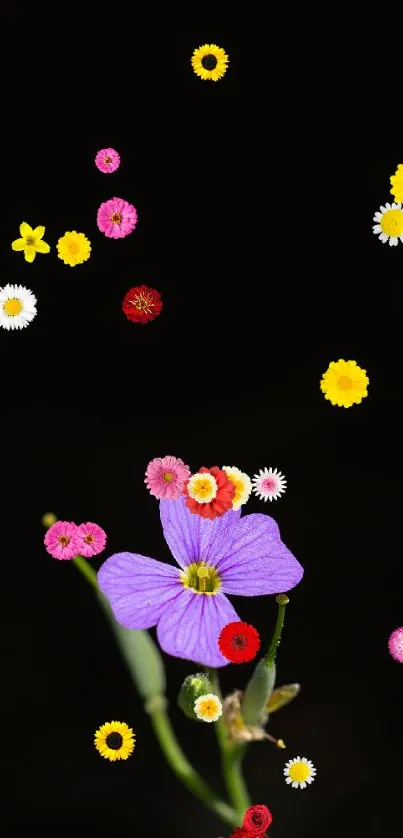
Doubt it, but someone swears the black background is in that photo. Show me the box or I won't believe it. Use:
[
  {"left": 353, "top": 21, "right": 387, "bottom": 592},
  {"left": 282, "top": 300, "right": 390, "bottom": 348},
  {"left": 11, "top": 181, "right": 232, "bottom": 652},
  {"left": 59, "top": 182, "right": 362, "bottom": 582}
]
[{"left": 2, "top": 19, "right": 401, "bottom": 838}]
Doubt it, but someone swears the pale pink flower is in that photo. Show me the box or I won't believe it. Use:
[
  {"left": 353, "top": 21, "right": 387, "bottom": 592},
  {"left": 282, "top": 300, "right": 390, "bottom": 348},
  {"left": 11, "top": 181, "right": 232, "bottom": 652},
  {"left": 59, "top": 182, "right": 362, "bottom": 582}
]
[
  {"left": 95, "top": 147, "right": 120, "bottom": 174},
  {"left": 145, "top": 455, "right": 191, "bottom": 500},
  {"left": 44, "top": 521, "right": 80, "bottom": 561},
  {"left": 77, "top": 522, "right": 107, "bottom": 558},
  {"left": 97, "top": 197, "right": 137, "bottom": 239},
  {"left": 388, "top": 627, "right": 403, "bottom": 663}
]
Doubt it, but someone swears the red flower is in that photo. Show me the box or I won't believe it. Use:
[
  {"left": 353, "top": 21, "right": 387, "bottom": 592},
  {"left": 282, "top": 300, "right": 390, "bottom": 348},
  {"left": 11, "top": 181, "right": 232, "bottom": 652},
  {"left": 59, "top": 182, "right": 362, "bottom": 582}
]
[
  {"left": 243, "top": 804, "right": 273, "bottom": 834},
  {"left": 184, "top": 466, "right": 235, "bottom": 520},
  {"left": 228, "top": 829, "right": 266, "bottom": 838},
  {"left": 122, "top": 284, "right": 163, "bottom": 324},
  {"left": 218, "top": 621, "right": 261, "bottom": 663}
]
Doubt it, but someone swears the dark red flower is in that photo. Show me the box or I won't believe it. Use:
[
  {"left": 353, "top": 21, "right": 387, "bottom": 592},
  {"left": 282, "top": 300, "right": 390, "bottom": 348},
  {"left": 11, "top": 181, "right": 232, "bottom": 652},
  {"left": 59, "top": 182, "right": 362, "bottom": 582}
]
[
  {"left": 228, "top": 829, "right": 266, "bottom": 838},
  {"left": 243, "top": 804, "right": 273, "bottom": 834},
  {"left": 122, "top": 284, "right": 163, "bottom": 324},
  {"left": 218, "top": 621, "right": 261, "bottom": 663},
  {"left": 184, "top": 466, "right": 235, "bottom": 520}
]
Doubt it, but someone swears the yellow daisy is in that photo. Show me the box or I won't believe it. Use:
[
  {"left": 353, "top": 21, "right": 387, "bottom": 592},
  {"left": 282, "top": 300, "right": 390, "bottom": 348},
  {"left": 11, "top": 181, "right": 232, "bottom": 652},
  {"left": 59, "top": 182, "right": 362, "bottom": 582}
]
[
  {"left": 284, "top": 756, "right": 316, "bottom": 789},
  {"left": 191, "top": 44, "right": 229, "bottom": 81},
  {"left": 390, "top": 163, "right": 403, "bottom": 203},
  {"left": 11, "top": 222, "right": 50, "bottom": 263},
  {"left": 194, "top": 693, "right": 222, "bottom": 722},
  {"left": 222, "top": 466, "right": 252, "bottom": 510},
  {"left": 320, "top": 360, "right": 369, "bottom": 408},
  {"left": 94, "top": 720, "right": 135, "bottom": 761},
  {"left": 57, "top": 231, "right": 91, "bottom": 267}
]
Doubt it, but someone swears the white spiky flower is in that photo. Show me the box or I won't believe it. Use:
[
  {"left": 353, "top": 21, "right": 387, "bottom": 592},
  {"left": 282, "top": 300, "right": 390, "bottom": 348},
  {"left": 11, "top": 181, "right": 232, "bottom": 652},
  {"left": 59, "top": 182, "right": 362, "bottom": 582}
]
[
  {"left": 252, "top": 467, "right": 287, "bottom": 502},
  {"left": 0, "top": 284, "right": 37, "bottom": 330}
]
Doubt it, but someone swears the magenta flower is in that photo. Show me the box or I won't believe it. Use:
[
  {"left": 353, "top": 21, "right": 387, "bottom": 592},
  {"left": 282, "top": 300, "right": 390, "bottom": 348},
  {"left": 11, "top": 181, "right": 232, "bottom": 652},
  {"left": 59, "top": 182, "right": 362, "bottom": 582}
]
[
  {"left": 44, "top": 521, "right": 80, "bottom": 561},
  {"left": 97, "top": 197, "right": 137, "bottom": 239},
  {"left": 145, "top": 455, "right": 191, "bottom": 500},
  {"left": 97, "top": 497, "right": 304, "bottom": 667},
  {"left": 388, "top": 627, "right": 403, "bottom": 663},
  {"left": 95, "top": 147, "right": 120, "bottom": 174},
  {"left": 77, "top": 522, "right": 107, "bottom": 558}
]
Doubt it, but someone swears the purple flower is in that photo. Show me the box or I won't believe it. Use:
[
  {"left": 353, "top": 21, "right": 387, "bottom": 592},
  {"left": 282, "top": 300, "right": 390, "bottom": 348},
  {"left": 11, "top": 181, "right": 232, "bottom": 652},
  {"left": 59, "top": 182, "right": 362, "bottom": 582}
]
[{"left": 97, "top": 497, "right": 304, "bottom": 668}]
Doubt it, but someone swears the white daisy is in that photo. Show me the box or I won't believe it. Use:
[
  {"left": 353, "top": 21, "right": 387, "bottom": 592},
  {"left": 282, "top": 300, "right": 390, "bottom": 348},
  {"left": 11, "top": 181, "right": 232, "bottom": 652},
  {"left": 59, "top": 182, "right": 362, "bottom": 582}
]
[
  {"left": 252, "top": 467, "right": 287, "bottom": 502},
  {"left": 372, "top": 202, "right": 403, "bottom": 246},
  {"left": 0, "top": 284, "right": 37, "bottom": 330},
  {"left": 194, "top": 693, "right": 222, "bottom": 723},
  {"left": 284, "top": 756, "right": 316, "bottom": 789},
  {"left": 222, "top": 465, "right": 252, "bottom": 510}
]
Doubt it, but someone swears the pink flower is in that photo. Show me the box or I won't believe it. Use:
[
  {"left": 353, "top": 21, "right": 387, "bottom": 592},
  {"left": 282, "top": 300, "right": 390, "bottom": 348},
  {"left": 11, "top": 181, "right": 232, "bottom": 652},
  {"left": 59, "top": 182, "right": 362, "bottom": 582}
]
[
  {"left": 77, "top": 522, "right": 107, "bottom": 558},
  {"left": 97, "top": 197, "right": 137, "bottom": 239},
  {"left": 145, "top": 455, "right": 191, "bottom": 500},
  {"left": 388, "top": 627, "right": 403, "bottom": 663},
  {"left": 44, "top": 521, "right": 80, "bottom": 561},
  {"left": 95, "top": 148, "right": 121, "bottom": 174}
]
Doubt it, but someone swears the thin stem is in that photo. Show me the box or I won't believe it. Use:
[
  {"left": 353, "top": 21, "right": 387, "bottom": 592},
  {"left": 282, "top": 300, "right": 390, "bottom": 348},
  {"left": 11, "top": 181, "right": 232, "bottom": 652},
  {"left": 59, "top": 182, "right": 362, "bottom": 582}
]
[
  {"left": 72, "top": 554, "right": 98, "bottom": 588},
  {"left": 265, "top": 594, "right": 289, "bottom": 667}
]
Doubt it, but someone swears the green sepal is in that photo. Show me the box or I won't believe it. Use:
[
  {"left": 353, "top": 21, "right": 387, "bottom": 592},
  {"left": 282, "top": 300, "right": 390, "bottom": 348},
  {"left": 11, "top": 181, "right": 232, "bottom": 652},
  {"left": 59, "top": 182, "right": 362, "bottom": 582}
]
[
  {"left": 266, "top": 683, "right": 301, "bottom": 714},
  {"left": 241, "top": 659, "right": 276, "bottom": 727},
  {"left": 178, "top": 672, "right": 213, "bottom": 721}
]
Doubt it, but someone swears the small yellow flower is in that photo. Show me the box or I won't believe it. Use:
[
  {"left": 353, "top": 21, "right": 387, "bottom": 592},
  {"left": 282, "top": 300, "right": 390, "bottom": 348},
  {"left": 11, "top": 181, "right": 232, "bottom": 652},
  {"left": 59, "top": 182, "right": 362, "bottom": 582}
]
[
  {"left": 222, "top": 466, "right": 252, "bottom": 510},
  {"left": 320, "top": 359, "right": 369, "bottom": 408},
  {"left": 284, "top": 756, "right": 316, "bottom": 789},
  {"left": 94, "top": 721, "right": 135, "bottom": 761},
  {"left": 194, "top": 693, "right": 222, "bottom": 722},
  {"left": 390, "top": 163, "right": 403, "bottom": 202},
  {"left": 187, "top": 472, "right": 218, "bottom": 503},
  {"left": 57, "top": 231, "right": 91, "bottom": 267},
  {"left": 11, "top": 222, "right": 50, "bottom": 263},
  {"left": 191, "top": 44, "right": 229, "bottom": 81}
]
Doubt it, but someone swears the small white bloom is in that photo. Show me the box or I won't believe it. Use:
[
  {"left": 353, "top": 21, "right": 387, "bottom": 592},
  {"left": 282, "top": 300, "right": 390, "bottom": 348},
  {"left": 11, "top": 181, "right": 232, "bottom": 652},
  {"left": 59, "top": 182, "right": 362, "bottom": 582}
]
[
  {"left": 372, "top": 202, "right": 403, "bottom": 246},
  {"left": 194, "top": 693, "right": 222, "bottom": 723},
  {"left": 284, "top": 756, "right": 316, "bottom": 789},
  {"left": 252, "top": 467, "right": 287, "bottom": 502},
  {"left": 0, "top": 284, "right": 37, "bottom": 330}
]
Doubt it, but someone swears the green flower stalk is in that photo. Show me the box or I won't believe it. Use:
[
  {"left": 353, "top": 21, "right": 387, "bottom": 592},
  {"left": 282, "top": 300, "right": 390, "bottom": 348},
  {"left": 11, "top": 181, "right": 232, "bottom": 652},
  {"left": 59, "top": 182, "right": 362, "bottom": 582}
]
[{"left": 241, "top": 594, "right": 289, "bottom": 727}]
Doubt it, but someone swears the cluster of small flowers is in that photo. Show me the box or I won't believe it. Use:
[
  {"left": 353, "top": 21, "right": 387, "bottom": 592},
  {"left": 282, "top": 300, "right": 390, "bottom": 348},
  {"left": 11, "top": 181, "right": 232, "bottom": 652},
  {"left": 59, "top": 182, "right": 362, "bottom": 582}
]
[
  {"left": 44, "top": 520, "right": 106, "bottom": 561},
  {"left": 373, "top": 163, "right": 403, "bottom": 246}
]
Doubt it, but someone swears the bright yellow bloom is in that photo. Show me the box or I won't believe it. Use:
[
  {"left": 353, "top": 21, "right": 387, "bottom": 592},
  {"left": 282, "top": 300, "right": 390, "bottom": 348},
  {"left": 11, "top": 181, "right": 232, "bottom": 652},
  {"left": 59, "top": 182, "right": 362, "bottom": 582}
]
[
  {"left": 222, "top": 466, "right": 252, "bottom": 510},
  {"left": 320, "top": 359, "right": 369, "bottom": 408},
  {"left": 194, "top": 693, "right": 222, "bottom": 722},
  {"left": 57, "top": 231, "right": 91, "bottom": 267},
  {"left": 94, "top": 721, "right": 135, "bottom": 761},
  {"left": 390, "top": 164, "right": 403, "bottom": 202},
  {"left": 191, "top": 44, "right": 229, "bottom": 81},
  {"left": 11, "top": 222, "right": 50, "bottom": 263}
]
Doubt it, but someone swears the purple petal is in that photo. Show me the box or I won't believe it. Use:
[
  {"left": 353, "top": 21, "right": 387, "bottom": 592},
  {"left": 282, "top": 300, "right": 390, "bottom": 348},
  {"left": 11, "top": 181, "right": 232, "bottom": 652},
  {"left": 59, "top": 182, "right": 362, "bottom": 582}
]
[
  {"left": 215, "top": 514, "right": 304, "bottom": 596},
  {"left": 97, "top": 552, "right": 182, "bottom": 629},
  {"left": 159, "top": 496, "right": 241, "bottom": 570},
  {"left": 156, "top": 589, "right": 240, "bottom": 667}
]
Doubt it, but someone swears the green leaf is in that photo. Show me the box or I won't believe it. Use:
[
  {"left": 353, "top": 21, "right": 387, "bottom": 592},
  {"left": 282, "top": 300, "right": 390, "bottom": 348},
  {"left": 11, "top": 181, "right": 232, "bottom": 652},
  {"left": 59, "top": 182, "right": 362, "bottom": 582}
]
[{"left": 241, "top": 659, "right": 276, "bottom": 727}]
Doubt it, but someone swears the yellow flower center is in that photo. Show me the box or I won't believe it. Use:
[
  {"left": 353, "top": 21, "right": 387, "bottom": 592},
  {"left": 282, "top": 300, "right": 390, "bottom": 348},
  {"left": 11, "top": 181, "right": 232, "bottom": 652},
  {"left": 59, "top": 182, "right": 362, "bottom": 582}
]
[
  {"left": 181, "top": 561, "right": 221, "bottom": 594},
  {"left": 198, "top": 697, "right": 219, "bottom": 718},
  {"left": 380, "top": 209, "right": 403, "bottom": 236},
  {"left": 110, "top": 212, "right": 122, "bottom": 224},
  {"left": 163, "top": 471, "right": 174, "bottom": 482},
  {"left": 58, "top": 535, "right": 70, "bottom": 547},
  {"left": 338, "top": 375, "right": 352, "bottom": 390},
  {"left": 26, "top": 236, "right": 35, "bottom": 246},
  {"left": 84, "top": 533, "right": 95, "bottom": 544},
  {"left": 289, "top": 762, "right": 311, "bottom": 783},
  {"left": 3, "top": 298, "right": 22, "bottom": 316},
  {"left": 69, "top": 242, "right": 80, "bottom": 254}
]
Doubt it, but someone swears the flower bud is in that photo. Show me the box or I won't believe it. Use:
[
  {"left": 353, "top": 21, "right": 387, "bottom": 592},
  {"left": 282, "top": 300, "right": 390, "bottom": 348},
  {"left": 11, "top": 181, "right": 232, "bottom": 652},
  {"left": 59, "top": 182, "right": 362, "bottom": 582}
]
[
  {"left": 241, "top": 659, "right": 276, "bottom": 727},
  {"left": 178, "top": 673, "right": 214, "bottom": 721}
]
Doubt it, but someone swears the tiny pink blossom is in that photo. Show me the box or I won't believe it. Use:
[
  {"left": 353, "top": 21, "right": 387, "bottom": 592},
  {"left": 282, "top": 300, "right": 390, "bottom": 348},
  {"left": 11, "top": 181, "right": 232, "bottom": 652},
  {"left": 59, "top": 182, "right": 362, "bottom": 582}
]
[
  {"left": 388, "top": 627, "right": 403, "bottom": 663},
  {"left": 44, "top": 521, "right": 80, "bottom": 561},
  {"left": 95, "top": 147, "right": 121, "bottom": 174},
  {"left": 97, "top": 197, "right": 138, "bottom": 239},
  {"left": 77, "top": 522, "right": 107, "bottom": 558},
  {"left": 145, "top": 455, "right": 191, "bottom": 500}
]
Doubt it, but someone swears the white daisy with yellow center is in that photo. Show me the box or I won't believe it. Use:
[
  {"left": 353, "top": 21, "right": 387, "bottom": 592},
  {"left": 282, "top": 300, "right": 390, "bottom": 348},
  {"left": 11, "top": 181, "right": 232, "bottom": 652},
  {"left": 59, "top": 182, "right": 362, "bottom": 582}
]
[
  {"left": 194, "top": 693, "right": 223, "bottom": 723},
  {"left": 187, "top": 472, "right": 218, "bottom": 504},
  {"left": 284, "top": 756, "right": 316, "bottom": 789},
  {"left": 372, "top": 202, "right": 403, "bottom": 246},
  {"left": 222, "top": 465, "right": 252, "bottom": 510},
  {"left": 0, "top": 284, "right": 37, "bottom": 330}
]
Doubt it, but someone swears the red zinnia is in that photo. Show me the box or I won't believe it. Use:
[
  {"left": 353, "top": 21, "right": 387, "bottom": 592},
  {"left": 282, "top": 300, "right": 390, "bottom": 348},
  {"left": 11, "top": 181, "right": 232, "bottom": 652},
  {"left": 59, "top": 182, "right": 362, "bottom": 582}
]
[
  {"left": 122, "top": 284, "right": 163, "bottom": 324},
  {"left": 243, "top": 804, "right": 273, "bottom": 834},
  {"left": 184, "top": 466, "right": 235, "bottom": 520},
  {"left": 218, "top": 621, "right": 261, "bottom": 663}
]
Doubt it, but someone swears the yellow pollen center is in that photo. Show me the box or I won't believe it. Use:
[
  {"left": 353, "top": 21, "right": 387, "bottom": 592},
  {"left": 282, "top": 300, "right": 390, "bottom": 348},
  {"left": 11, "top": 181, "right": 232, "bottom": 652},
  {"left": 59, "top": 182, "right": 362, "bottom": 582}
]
[
  {"left": 380, "top": 209, "right": 403, "bottom": 236},
  {"left": 26, "top": 236, "right": 35, "bottom": 246},
  {"left": 110, "top": 212, "right": 122, "bottom": 224},
  {"left": 69, "top": 242, "right": 80, "bottom": 254},
  {"left": 58, "top": 535, "right": 70, "bottom": 547},
  {"left": 200, "top": 699, "right": 217, "bottom": 717},
  {"left": 289, "top": 762, "right": 310, "bottom": 782},
  {"left": 181, "top": 561, "right": 221, "bottom": 595},
  {"left": 84, "top": 534, "right": 95, "bottom": 544},
  {"left": 338, "top": 375, "right": 352, "bottom": 390},
  {"left": 163, "top": 472, "right": 173, "bottom": 482},
  {"left": 4, "top": 298, "right": 22, "bottom": 316},
  {"left": 128, "top": 292, "right": 153, "bottom": 312}
]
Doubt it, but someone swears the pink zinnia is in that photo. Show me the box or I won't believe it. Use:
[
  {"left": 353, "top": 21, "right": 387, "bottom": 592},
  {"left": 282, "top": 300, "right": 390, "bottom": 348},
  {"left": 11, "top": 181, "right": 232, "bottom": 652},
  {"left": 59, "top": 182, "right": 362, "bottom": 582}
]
[
  {"left": 145, "top": 455, "right": 191, "bottom": 500},
  {"left": 97, "top": 197, "right": 138, "bottom": 239},
  {"left": 388, "top": 627, "right": 403, "bottom": 663},
  {"left": 77, "top": 522, "right": 107, "bottom": 558},
  {"left": 44, "top": 521, "right": 80, "bottom": 561},
  {"left": 95, "top": 147, "right": 121, "bottom": 174}
]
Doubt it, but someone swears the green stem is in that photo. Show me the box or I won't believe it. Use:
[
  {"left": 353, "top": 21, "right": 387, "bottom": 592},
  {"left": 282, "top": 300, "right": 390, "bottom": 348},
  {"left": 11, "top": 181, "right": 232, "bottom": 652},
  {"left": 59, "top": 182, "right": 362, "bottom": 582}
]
[
  {"left": 207, "top": 668, "right": 251, "bottom": 818},
  {"left": 265, "top": 594, "right": 289, "bottom": 667},
  {"left": 71, "top": 553, "right": 239, "bottom": 828}
]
